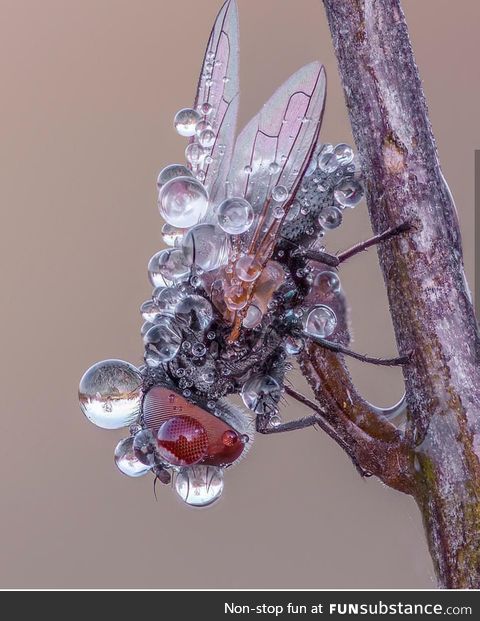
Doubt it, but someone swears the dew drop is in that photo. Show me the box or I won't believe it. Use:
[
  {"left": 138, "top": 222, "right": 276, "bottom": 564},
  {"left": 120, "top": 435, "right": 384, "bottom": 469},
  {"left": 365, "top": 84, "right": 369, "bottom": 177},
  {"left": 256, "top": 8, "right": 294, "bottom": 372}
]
[
  {"left": 114, "top": 437, "right": 151, "bottom": 477},
  {"left": 174, "top": 465, "right": 224, "bottom": 507},
  {"left": 304, "top": 304, "right": 337, "bottom": 338},
  {"left": 174, "top": 108, "right": 201, "bottom": 137},
  {"left": 158, "top": 176, "right": 208, "bottom": 228},
  {"left": 217, "top": 197, "right": 254, "bottom": 235},
  {"left": 78, "top": 360, "right": 141, "bottom": 429}
]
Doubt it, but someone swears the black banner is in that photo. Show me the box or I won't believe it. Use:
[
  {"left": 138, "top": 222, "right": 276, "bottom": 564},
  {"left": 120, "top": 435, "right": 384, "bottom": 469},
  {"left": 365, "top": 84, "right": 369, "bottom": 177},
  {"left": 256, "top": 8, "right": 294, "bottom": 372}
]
[{"left": 1, "top": 589, "right": 479, "bottom": 617}]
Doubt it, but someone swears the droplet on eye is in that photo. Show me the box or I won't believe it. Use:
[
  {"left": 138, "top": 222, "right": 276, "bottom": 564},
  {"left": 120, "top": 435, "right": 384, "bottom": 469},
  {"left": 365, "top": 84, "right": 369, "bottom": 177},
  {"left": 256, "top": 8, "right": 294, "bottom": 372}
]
[
  {"left": 222, "top": 430, "right": 238, "bottom": 447},
  {"left": 157, "top": 415, "right": 208, "bottom": 466}
]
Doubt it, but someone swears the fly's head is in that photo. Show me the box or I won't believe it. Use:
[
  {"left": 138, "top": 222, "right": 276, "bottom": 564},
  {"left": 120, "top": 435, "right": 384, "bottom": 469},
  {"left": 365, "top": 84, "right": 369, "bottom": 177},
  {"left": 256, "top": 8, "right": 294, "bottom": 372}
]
[{"left": 79, "top": 0, "right": 363, "bottom": 508}]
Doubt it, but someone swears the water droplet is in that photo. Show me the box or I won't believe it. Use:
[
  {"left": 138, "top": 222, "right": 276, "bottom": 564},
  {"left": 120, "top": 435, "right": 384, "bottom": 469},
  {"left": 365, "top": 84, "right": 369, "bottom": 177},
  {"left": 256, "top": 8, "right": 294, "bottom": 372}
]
[
  {"left": 225, "top": 284, "right": 248, "bottom": 311},
  {"left": 318, "top": 151, "right": 339, "bottom": 173},
  {"left": 241, "top": 374, "right": 280, "bottom": 414},
  {"left": 78, "top": 360, "right": 141, "bottom": 429},
  {"left": 272, "top": 206, "right": 284, "bottom": 219},
  {"left": 114, "top": 437, "right": 151, "bottom": 477},
  {"left": 192, "top": 343, "right": 206, "bottom": 357},
  {"left": 158, "top": 176, "right": 208, "bottom": 228},
  {"left": 148, "top": 248, "right": 190, "bottom": 285},
  {"left": 268, "top": 161, "right": 280, "bottom": 174},
  {"left": 235, "top": 255, "right": 261, "bottom": 282},
  {"left": 304, "top": 305, "right": 337, "bottom": 338},
  {"left": 133, "top": 428, "right": 159, "bottom": 466},
  {"left": 174, "top": 108, "right": 201, "bottom": 137},
  {"left": 174, "top": 465, "right": 224, "bottom": 507},
  {"left": 157, "top": 164, "right": 192, "bottom": 188},
  {"left": 140, "top": 299, "right": 161, "bottom": 322},
  {"left": 143, "top": 319, "right": 182, "bottom": 362},
  {"left": 242, "top": 304, "right": 263, "bottom": 329},
  {"left": 314, "top": 271, "right": 341, "bottom": 294},
  {"left": 334, "top": 179, "right": 364, "bottom": 208},
  {"left": 175, "top": 295, "right": 213, "bottom": 331},
  {"left": 319, "top": 206, "right": 343, "bottom": 230},
  {"left": 198, "top": 128, "right": 216, "bottom": 148},
  {"left": 271, "top": 185, "right": 289, "bottom": 202},
  {"left": 162, "top": 223, "right": 186, "bottom": 247},
  {"left": 334, "top": 143, "right": 354, "bottom": 166},
  {"left": 153, "top": 286, "right": 184, "bottom": 311},
  {"left": 185, "top": 142, "right": 205, "bottom": 166},
  {"left": 243, "top": 165, "right": 252, "bottom": 174},
  {"left": 195, "top": 120, "right": 212, "bottom": 136},
  {"left": 157, "top": 415, "right": 208, "bottom": 466},
  {"left": 217, "top": 197, "right": 254, "bottom": 235},
  {"left": 182, "top": 224, "right": 230, "bottom": 272},
  {"left": 199, "top": 102, "right": 213, "bottom": 116}
]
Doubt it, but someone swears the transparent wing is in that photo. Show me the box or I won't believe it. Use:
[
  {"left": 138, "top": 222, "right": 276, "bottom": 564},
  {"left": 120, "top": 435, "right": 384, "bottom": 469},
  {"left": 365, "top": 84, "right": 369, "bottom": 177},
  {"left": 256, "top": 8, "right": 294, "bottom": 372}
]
[
  {"left": 227, "top": 62, "right": 326, "bottom": 218},
  {"left": 192, "top": 0, "right": 240, "bottom": 206}
]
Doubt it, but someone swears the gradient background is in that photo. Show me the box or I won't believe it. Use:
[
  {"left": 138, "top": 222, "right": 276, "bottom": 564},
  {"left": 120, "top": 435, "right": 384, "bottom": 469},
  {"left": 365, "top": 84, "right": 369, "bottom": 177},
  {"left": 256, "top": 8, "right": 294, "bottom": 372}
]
[{"left": 0, "top": 0, "right": 477, "bottom": 588}]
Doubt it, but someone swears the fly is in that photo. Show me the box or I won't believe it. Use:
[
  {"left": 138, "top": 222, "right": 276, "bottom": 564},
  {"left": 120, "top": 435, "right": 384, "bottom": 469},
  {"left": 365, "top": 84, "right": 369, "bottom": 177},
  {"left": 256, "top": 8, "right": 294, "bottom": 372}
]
[{"left": 78, "top": 0, "right": 409, "bottom": 507}]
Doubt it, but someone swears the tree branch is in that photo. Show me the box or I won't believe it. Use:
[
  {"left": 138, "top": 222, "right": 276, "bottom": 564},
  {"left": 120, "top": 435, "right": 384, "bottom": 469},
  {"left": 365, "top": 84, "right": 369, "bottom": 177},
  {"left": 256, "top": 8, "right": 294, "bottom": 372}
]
[{"left": 317, "top": 0, "right": 480, "bottom": 588}]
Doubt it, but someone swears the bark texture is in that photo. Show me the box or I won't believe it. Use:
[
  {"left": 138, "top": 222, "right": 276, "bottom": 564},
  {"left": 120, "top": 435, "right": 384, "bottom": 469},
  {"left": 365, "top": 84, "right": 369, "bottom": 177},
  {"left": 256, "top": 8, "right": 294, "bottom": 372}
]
[{"left": 305, "top": 0, "right": 480, "bottom": 588}]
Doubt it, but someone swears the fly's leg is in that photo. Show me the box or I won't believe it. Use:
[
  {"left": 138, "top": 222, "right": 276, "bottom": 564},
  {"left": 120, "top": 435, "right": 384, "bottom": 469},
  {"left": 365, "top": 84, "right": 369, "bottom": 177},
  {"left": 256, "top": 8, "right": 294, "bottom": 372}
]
[
  {"left": 336, "top": 220, "right": 412, "bottom": 264},
  {"left": 256, "top": 386, "right": 371, "bottom": 478},
  {"left": 256, "top": 413, "right": 319, "bottom": 434},
  {"left": 304, "top": 335, "right": 411, "bottom": 367},
  {"left": 299, "top": 220, "right": 412, "bottom": 266}
]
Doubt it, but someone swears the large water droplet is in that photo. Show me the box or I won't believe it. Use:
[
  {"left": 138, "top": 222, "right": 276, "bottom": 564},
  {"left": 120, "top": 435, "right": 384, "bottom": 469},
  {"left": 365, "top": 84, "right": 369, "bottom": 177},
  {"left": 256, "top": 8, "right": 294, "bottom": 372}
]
[
  {"left": 318, "top": 151, "right": 339, "bottom": 173},
  {"left": 235, "top": 255, "right": 261, "bottom": 282},
  {"left": 242, "top": 304, "right": 263, "bottom": 329},
  {"left": 334, "top": 179, "right": 364, "bottom": 208},
  {"left": 133, "top": 428, "right": 158, "bottom": 466},
  {"left": 157, "top": 164, "right": 192, "bottom": 188},
  {"left": 314, "top": 271, "right": 341, "bottom": 294},
  {"left": 143, "top": 319, "right": 182, "bottom": 363},
  {"left": 304, "top": 304, "right": 337, "bottom": 338},
  {"left": 161, "top": 223, "right": 186, "bottom": 247},
  {"left": 182, "top": 224, "right": 230, "bottom": 272},
  {"left": 114, "top": 437, "right": 151, "bottom": 477},
  {"left": 185, "top": 142, "right": 205, "bottom": 166},
  {"left": 333, "top": 143, "right": 354, "bottom": 166},
  {"left": 319, "top": 206, "right": 343, "bottom": 230},
  {"left": 175, "top": 295, "right": 213, "bottom": 331},
  {"left": 148, "top": 248, "right": 190, "bottom": 285},
  {"left": 217, "top": 197, "right": 254, "bottom": 235},
  {"left": 241, "top": 374, "right": 280, "bottom": 414},
  {"left": 271, "top": 185, "right": 289, "bottom": 202},
  {"left": 174, "top": 108, "right": 201, "bottom": 137},
  {"left": 158, "top": 176, "right": 208, "bottom": 228},
  {"left": 174, "top": 465, "right": 224, "bottom": 507},
  {"left": 79, "top": 359, "right": 141, "bottom": 429},
  {"left": 198, "top": 128, "right": 216, "bottom": 148}
]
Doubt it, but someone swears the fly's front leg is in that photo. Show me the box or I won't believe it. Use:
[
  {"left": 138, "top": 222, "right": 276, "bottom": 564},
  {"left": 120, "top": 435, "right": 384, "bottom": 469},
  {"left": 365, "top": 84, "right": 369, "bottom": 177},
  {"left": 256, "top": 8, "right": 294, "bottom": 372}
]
[
  {"left": 256, "top": 413, "right": 319, "bottom": 434},
  {"left": 300, "top": 220, "right": 412, "bottom": 266}
]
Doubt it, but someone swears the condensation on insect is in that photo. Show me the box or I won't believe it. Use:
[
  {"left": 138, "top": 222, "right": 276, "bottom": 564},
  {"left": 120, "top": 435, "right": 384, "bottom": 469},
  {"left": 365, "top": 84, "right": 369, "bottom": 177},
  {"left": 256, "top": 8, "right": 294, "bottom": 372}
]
[{"left": 79, "top": 0, "right": 366, "bottom": 508}]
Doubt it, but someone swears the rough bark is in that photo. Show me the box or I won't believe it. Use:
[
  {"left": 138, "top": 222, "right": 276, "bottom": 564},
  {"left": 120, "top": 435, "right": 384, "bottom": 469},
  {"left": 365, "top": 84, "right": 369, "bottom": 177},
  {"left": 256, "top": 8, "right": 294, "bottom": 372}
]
[{"left": 303, "top": 0, "right": 480, "bottom": 588}]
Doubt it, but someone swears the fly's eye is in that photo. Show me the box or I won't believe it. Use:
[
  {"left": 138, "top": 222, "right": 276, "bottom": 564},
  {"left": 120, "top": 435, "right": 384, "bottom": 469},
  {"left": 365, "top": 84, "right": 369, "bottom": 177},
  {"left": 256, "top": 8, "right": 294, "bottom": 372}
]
[
  {"left": 157, "top": 415, "right": 208, "bottom": 466},
  {"left": 222, "top": 430, "right": 238, "bottom": 447}
]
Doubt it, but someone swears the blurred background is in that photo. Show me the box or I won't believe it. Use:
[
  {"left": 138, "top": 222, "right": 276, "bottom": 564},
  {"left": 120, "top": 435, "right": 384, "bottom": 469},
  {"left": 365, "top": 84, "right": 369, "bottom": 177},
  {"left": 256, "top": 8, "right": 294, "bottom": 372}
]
[{"left": 0, "top": 0, "right": 477, "bottom": 588}]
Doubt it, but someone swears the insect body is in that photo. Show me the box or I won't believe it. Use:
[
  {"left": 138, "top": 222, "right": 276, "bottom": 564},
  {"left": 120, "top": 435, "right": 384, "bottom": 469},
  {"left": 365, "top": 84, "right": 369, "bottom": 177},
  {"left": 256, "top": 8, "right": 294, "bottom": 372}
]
[{"left": 79, "top": 0, "right": 396, "bottom": 507}]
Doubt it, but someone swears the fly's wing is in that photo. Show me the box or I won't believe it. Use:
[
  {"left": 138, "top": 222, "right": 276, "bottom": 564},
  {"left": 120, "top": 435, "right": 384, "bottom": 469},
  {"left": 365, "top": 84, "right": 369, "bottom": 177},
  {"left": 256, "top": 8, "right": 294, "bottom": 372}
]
[
  {"left": 227, "top": 62, "right": 326, "bottom": 235},
  {"left": 192, "top": 0, "right": 239, "bottom": 208}
]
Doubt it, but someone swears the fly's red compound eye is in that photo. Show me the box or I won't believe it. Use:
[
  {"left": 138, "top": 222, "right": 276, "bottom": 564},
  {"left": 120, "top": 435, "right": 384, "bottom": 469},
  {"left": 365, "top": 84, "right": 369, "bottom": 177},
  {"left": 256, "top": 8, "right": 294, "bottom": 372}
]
[{"left": 157, "top": 415, "right": 208, "bottom": 466}]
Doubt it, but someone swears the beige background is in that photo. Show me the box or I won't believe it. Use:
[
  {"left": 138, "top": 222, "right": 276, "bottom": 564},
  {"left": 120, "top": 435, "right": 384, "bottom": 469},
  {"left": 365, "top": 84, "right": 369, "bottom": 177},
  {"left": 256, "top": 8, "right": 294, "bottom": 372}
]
[{"left": 0, "top": 0, "right": 477, "bottom": 588}]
